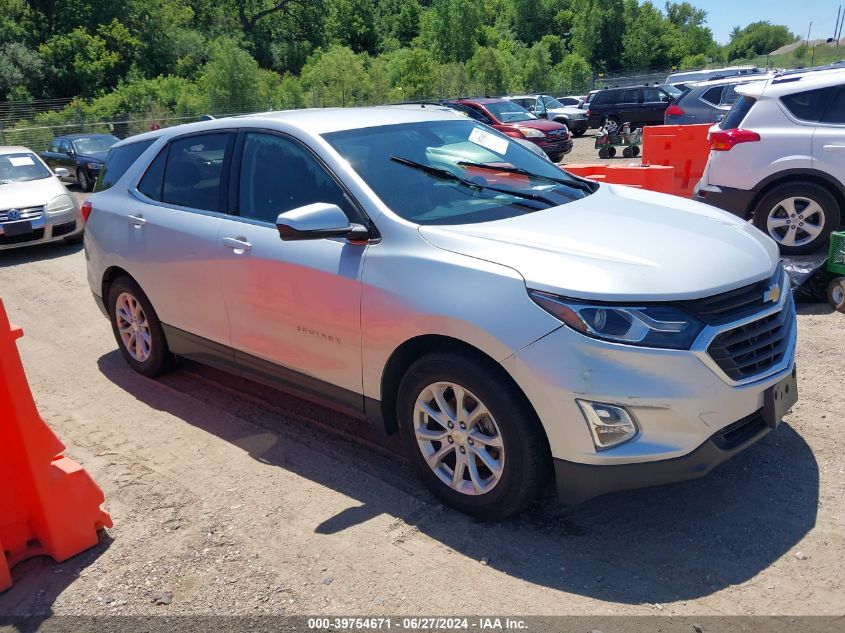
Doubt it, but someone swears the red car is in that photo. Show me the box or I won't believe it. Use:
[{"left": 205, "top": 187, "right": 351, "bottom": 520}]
[{"left": 444, "top": 98, "right": 573, "bottom": 162}]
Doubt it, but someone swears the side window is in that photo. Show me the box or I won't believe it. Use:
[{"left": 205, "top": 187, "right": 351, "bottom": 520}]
[
  {"left": 619, "top": 88, "right": 639, "bottom": 103},
  {"left": 237, "top": 132, "right": 352, "bottom": 224},
  {"left": 137, "top": 146, "right": 168, "bottom": 200},
  {"left": 719, "top": 85, "right": 740, "bottom": 106},
  {"left": 780, "top": 87, "right": 834, "bottom": 122},
  {"left": 160, "top": 133, "right": 231, "bottom": 211},
  {"left": 94, "top": 139, "right": 155, "bottom": 192},
  {"left": 701, "top": 86, "right": 724, "bottom": 106},
  {"left": 512, "top": 99, "right": 532, "bottom": 110},
  {"left": 820, "top": 87, "right": 845, "bottom": 124},
  {"left": 461, "top": 104, "right": 493, "bottom": 124},
  {"left": 591, "top": 91, "right": 610, "bottom": 106},
  {"left": 59, "top": 140, "right": 72, "bottom": 154},
  {"left": 48, "top": 140, "right": 60, "bottom": 153},
  {"left": 643, "top": 88, "right": 670, "bottom": 103}
]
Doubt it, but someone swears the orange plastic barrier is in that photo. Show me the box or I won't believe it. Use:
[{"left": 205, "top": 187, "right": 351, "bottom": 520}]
[
  {"left": 641, "top": 124, "right": 710, "bottom": 198},
  {"left": 564, "top": 163, "right": 675, "bottom": 195},
  {"left": 0, "top": 299, "right": 112, "bottom": 592}
]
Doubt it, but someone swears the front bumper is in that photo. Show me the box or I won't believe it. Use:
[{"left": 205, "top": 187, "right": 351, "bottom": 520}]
[
  {"left": 502, "top": 277, "right": 797, "bottom": 503},
  {"left": 536, "top": 137, "right": 573, "bottom": 157},
  {"left": 554, "top": 407, "right": 771, "bottom": 503},
  {"left": 693, "top": 182, "right": 756, "bottom": 218},
  {"left": 0, "top": 207, "right": 83, "bottom": 250},
  {"left": 566, "top": 118, "right": 589, "bottom": 134}
]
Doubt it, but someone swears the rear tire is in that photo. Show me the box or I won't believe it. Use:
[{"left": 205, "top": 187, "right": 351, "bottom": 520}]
[
  {"left": 608, "top": 146, "right": 617, "bottom": 158},
  {"left": 752, "top": 182, "right": 839, "bottom": 255},
  {"left": 107, "top": 276, "right": 174, "bottom": 377},
  {"left": 397, "top": 353, "right": 550, "bottom": 520},
  {"left": 598, "top": 147, "right": 610, "bottom": 159}
]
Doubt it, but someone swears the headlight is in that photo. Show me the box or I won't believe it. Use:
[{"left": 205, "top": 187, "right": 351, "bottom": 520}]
[
  {"left": 528, "top": 290, "right": 704, "bottom": 350},
  {"left": 47, "top": 194, "right": 75, "bottom": 214},
  {"left": 86, "top": 162, "right": 102, "bottom": 170},
  {"left": 522, "top": 128, "right": 546, "bottom": 138}
]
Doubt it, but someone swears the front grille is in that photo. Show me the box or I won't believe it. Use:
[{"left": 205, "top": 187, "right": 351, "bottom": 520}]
[
  {"left": 547, "top": 129, "right": 568, "bottom": 137},
  {"left": 680, "top": 267, "right": 782, "bottom": 325},
  {"left": 711, "top": 411, "right": 767, "bottom": 451},
  {"left": 0, "top": 228, "right": 44, "bottom": 245},
  {"left": 707, "top": 303, "right": 794, "bottom": 381},
  {"left": 0, "top": 205, "right": 45, "bottom": 222}
]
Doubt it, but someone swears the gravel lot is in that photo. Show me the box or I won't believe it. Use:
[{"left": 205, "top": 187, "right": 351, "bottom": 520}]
[{"left": 0, "top": 156, "right": 843, "bottom": 620}]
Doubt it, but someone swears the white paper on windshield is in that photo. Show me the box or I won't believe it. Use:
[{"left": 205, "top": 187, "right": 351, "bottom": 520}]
[
  {"left": 9, "top": 156, "right": 35, "bottom": 167},
  {"left": 469, "top": 127, "right": 508, "bottom": 155}
]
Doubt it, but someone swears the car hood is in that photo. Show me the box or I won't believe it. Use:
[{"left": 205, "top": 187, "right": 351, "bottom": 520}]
[
  {"left": 77, "top": 151, "right": 108, "bottom": 163},
  {"left": 509, "top": 118, "right": 568, "bottom": 132},
  {"left": 418, "top": 184, "right": 778, "bottom": 301},
  {"left": 0, "top": 177, "right": 68, "bottom": 209},
  {"left": 548, "top": 106, "right": 586, "bottom": 117}
]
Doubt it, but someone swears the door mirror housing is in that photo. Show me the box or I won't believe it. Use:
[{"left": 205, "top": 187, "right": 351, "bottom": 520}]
[
  {"left": 64, "top": 148, "right": 75, "bottom": 157},
  {"left": 276, "top": 203, "right": 369, "bottom": 242},
  {"left": 715, "top": 114, "right": 725, "bottom": 123},
  {"left": 54, "top": 167, "right": 69, "bottom": 178}
]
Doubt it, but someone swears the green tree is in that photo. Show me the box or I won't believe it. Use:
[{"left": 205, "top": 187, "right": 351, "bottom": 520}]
[
  {"left": 467, "top": 46, "right": 508, "bottom": 95},
  {"left": 0, "top": 42, "right": 43, "bottom": 100},
  {"left": 200, "top": 38, "right": 264, "bottom": 113},
  {"left": 553, "top": 52, "right": 591, "bottom": 92},
  {"left": 38, "top": 19, "right": 139, "bottom": 97},
  {"left": 726, "top": 22, "right": 795, "bottom": 61},
  {"left": 419, "top": 0, "right": 484, "bottom": 63},
  {"left": 387, "top": 47, "right": 438, "bottom": 100},
  {"left": 300, "top": 44, "right": 369, "bottom": 106},
  {"left": 326, "top": 0, "right": 379, "bottom": 54}
]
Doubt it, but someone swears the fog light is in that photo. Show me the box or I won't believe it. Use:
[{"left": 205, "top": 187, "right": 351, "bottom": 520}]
[{"left": 576, "top": 400, "right": 639, "bottom": 450}]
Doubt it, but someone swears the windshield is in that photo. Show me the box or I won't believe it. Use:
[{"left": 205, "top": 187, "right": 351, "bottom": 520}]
[
  {"left": 324, "top": 120, "right": 593, "bottom": 226},
  {"left": 662, "top": 85, "right": 683, "bottom": 98},
  {"left": 483, "top": 101, "right": 537, "bottom": 123},
  {"left": 72, "top": 135, "right": 120, "bottom": 155},
  {"left": 0, "top": 152, "right": 52, "bottom": 184}
]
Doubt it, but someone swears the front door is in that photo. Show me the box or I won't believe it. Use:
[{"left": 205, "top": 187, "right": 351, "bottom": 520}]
[{"left": 216, "top": 130, "right": 367, "bottom": 413}]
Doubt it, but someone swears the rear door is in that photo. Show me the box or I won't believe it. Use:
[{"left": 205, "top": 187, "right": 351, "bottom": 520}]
[
  {"left": 616, "top": 88, "right": 640, "bottom": 124},
  {"left": 642, "top": 87, "right": 672, "bottom": 125},
  {"left": 812, "top": 84, "right": 845, "bottom": 187},
  {"left": 122, "top": 131, "right": 235, "bottom": 348}
]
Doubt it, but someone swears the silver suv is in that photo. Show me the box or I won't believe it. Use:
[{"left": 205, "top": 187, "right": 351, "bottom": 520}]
[{"left": 86, "top": 106, "right": 798, "bottom": 518}]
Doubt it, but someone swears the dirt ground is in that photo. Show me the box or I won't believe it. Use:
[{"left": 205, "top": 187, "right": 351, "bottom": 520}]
[{"left": 0, "top": 148, "right": 843, "bottom": 620}]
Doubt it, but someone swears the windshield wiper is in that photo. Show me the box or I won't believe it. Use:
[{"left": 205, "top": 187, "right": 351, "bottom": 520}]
[
  {"left": 390, "top": 155, "right": 558, "bottom": 207},
  {"left": 456, "top": 161, "right": 597, "bottom": 194}
]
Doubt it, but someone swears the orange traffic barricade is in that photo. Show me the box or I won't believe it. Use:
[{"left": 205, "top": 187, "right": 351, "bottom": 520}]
[
  {"left": 564, "top": 163, "right": 675, "bottom": 195},
  {"left": 641, "top": 123, "right": 710, "bottom": 198},
  {"left": 0, "top": 298, "right": 112, "bottom": 592}
]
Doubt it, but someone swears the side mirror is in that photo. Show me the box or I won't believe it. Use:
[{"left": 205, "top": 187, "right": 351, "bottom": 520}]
[
  {"left": 715, "top": 114, "right": 725, "bottom": 123},
  {"left": 276, "top": 203, "right": 369, "bottom": 242},
  {"left": 65, "top": 148, "right": 75, "bottom": 157},
  {"left": 54, "top": 167, "right": 69, "bottom": 178}
]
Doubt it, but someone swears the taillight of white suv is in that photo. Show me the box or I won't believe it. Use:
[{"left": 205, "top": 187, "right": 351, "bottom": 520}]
[{"left": 708, "top": 128, "right": 761, "bottom": 151}]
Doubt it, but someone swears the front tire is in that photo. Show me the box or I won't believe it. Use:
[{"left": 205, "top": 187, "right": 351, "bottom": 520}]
[
  {"left": 753, "top": 182, "right": 840, "bottom": 255},
  {"left": 77, "top": 168, "right": 92, "bottom": 192},
  {"left": 397, "top": 353, "right": 549, "bottom": 520},
  {"left": 572, "top": 129, "right": 586, "bottom": 137},
  {"left": 107, "top": 276, "right": 174, "bottom": 377}
]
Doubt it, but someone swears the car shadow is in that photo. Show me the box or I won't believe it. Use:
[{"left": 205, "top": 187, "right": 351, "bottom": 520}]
[
  {"left": 91, "top": 351, "right": 817, "bottom": 606},
  {"left": 0, "top": 241, "right": 82, "bottom": 268}
]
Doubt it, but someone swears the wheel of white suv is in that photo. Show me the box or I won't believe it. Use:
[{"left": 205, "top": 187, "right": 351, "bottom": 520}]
[
  {"left": 397, "top": 353, "right": 549, "bottom": 519},
  {"left": 753, "top": 182, "right": 840, "bottom": 255},
  {"left": 107, "top": 276, "right": 174, "bottom": 377}
]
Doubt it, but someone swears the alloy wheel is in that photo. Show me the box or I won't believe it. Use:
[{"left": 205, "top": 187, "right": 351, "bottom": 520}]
[
  {"left": 413, "top": 382, "right": 505, "bottom": 496},
  {"left": 766, "top": 197, "right": 826, "bottom": 248},
  {"left": 115, "top": 292, "right": 152, "bottom": 362}
]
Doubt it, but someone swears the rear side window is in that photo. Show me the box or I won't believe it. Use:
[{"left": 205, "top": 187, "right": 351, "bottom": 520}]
[
  {"left": 780, "top": 87, "right": 834, "bottom": 122},
  {"left": 820, "top": 88, "right": 845, "bottom": 124},
  {"left": 701, "top": 86, "right": 724, "bottom": 106},
  {"left": 138, "top": 133, "right": 232, "bottom": 211},
  {"left": 94, "top": 139, "right": 155, "bottom": 192},
  {"left": 720, "top": 95, "right": 756, "bottom": 129},
  {"left": 619, "top": 88, "right": 639, "bottom": 103}
]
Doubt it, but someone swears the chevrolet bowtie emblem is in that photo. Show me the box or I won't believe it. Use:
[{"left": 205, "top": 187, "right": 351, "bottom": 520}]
[{"left": 763, "top": 284, "right": 781, "bottom": 304}]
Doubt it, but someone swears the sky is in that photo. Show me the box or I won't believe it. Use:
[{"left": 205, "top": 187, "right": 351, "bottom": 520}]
[{"left": 693, "top": 0, "right": 842, "bottom": 44}]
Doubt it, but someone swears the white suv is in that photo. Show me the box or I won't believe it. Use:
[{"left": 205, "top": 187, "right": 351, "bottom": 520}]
[
  {"left": 695, "top": 68, "right": 845, "bottom": 254},
  {"left": 85, "top": 106, "right": 797, "bottom": 518}
]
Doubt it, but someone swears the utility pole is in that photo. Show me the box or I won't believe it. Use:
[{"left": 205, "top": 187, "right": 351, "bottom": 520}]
[
  {"left": 806, "top": 21, "right": 812, "bottom": 47},
  {"left": 835, "top": 6, "right": 842, "bottom": 42}
]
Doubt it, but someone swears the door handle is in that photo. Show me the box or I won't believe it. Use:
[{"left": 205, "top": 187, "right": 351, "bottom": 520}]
[
  {"left": 823, "top": 144, "right": 845, "bottom": 152},
  {"left": 127, "top": 214, "right": 147, "bottom": 227},
  {"left": 222, "top": 236, "right": 252, "bottom": 252}
]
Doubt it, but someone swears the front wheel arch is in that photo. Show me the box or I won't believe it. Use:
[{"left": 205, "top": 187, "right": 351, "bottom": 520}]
[{"left": 749, "top": 172, "right": 845, "bottom": 225}]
